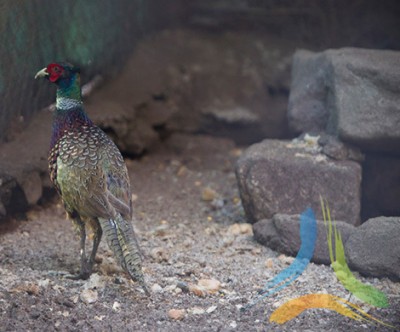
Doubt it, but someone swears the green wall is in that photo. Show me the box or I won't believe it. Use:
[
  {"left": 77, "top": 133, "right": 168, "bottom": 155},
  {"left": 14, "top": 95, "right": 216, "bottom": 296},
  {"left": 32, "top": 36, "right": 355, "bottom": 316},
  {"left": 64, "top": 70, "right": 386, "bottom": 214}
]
[{"left": 0, "top": 0, "right": 149, "bottom": 141}]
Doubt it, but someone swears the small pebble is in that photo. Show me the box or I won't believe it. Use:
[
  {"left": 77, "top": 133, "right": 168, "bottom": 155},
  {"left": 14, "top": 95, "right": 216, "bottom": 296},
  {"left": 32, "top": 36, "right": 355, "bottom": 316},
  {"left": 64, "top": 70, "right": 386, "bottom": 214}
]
[
  {"left": 265, "top": 258, "right": 274, "bottom": 269},
  {"left": 165, "top": 284, "right": 177, "bottom": 293},
  {"left": 198, "top": 278, "right": 221, "bottom": 294},
  {"left": 210, "top": 198, "right": 225, "bottom": 209},
  {"left": 206, "top": 305, "right": 217, "bottom": 314},
  {"left": 232, "top": 196, "right": 241, "bottom": 205},
  {"left": 183, "top": 238, "right": 194, "bottom": 247},
  {"left": 227, "top": 223, "right": 253, "bottom": 236},
  {"left": 222, "top": 235, "right": 235, "bottom": 247},
  {"left": 278, "top": 254, "right": 294, "bottom": 264},
  {"left": 112, "top": 301, "right": 121, "bottom": 311},
  {"left": 177, "top": 165, "right": 188, "bottom": 176},
  {"left": 38, "top": 279, "right": 50, "bottom": 287},
  {"left": 84, "top": 273, "right": 105, "bottom": 290},
  {"left": 188, "top": 284, "right": 207, "bottom": 297},
  {"left": 151, "top": 283, "right": 163, "bottom": 293},
  {"left": 202, "top": 187, "right": 218, "bottom": 201},
  {"left": 150, "top": 247, "right": 169, "bottom": 263},
  {"left": 11, "top": 283, "right": 40, "bottom": 296},
  {"left": 168, "top": 309, "right": 185, "bottom": 320},
  {"left": 177, "top": 281, "right": 190, "bottom": 293},
  {"left": 151, "top": 225, "right": 169, "bottom": 237},
  {"left": 114, "top": 277, "right": 124, "bottom": 285},
  {"left": 230, "top": 148, "right": 242, "bottom": 157},
  {"left": 30, "top": 311, "right": 41, "bottom": 319},
  {"left": 80, "top": 289, "right": 98, "bottom": 304},
  {"left": 190, "top": 307, "right": 205, "bottom": 315}
]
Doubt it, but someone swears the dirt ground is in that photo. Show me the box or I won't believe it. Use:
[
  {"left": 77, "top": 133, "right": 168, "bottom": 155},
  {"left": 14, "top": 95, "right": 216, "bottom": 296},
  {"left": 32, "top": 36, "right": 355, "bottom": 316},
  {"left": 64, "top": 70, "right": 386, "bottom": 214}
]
[{"left": 0, "top": 133, "right": 399, "bottom": 332}]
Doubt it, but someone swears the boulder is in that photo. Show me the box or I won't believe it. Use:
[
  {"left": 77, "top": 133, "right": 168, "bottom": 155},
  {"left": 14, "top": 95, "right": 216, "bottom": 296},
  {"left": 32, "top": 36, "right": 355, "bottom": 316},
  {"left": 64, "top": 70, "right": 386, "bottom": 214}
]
[
  {"left": 327, "top": 48, "right": 400, "bottom": 154},
  {"left": 346, "top": 217, "right": 400, "bottom": 280},
  {"left": 288, "top": 48, "right": 400, "bottom": 154},
  {"left": 235, "top": 138, "right": 362, "bottom": 225},
  {"left": 253, "top": 214, "right": 400, "bottom": 280},
  {"left": 253, "top": 214, "right": 356, "bottom": 265}
]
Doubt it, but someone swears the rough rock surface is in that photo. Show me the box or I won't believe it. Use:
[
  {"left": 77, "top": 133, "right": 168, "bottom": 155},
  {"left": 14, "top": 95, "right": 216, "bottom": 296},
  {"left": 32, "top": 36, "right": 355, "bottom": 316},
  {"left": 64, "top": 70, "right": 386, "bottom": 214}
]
[
  {"left": 318, "top": 134, "right": 364, "bottom": 162},
  {"left": 86, "top": 29, "right": 294, "bottom": 152},
  {"left": 327, "top": 48, "right": 400, "bottom": 153},
  {"left": 235, "top": 138, "right": 362, "bottom": 225},
  {"left": 288, "top": 48, "right": 400, "bottom": 154},
  {"left": 346, "top": 217, "right": 400, "bottom": 281},
  {"left": 328, "top": 49, "right": 400, "bottom": 153},
  {"left": 253, "top": 214, "right": 355, "bottom": 265}
]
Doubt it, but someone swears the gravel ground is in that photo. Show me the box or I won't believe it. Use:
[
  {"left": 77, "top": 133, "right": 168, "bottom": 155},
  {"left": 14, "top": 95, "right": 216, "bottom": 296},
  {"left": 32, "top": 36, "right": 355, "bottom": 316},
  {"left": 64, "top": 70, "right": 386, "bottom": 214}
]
[{"left": 0, "top": 134, "right": 399, "bottom": 331}]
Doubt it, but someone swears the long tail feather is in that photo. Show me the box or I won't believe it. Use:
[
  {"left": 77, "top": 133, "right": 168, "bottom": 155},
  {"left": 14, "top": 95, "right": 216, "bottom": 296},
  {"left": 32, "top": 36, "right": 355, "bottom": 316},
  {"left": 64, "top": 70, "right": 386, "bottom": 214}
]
[{"left": 98, "top": 216, "right": 149, "bottom": 295}]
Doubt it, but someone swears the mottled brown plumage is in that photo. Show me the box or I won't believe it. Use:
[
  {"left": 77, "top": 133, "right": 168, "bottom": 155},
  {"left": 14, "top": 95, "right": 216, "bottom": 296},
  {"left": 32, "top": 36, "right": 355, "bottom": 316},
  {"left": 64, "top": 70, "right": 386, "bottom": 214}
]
[{"left": 36, "top": 62, "right": 148, "bottom": 295}]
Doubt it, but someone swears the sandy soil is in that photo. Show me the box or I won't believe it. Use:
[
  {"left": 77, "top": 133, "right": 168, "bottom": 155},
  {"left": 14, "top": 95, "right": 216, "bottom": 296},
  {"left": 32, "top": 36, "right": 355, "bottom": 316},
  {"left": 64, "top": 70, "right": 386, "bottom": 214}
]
[{"left": 0, "top": 134, "right": 399, "bottom": 332}]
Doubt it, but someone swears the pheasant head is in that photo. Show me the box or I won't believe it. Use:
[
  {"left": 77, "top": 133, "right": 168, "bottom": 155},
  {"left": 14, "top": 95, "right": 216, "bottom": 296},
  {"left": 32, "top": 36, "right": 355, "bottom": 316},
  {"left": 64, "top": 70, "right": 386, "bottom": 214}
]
[
  {"left": 35, "top": 62, "right": 81, "bottom": 102},
  {"left": 35, "top": 62, "right": 92, "bottom": 147}
]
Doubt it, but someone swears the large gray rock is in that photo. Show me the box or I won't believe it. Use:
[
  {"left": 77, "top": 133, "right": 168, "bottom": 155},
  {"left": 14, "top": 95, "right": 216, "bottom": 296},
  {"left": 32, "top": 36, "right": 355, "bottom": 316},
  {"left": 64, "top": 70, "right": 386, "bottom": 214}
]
[
  {"left": 253, "top": 214, "right": 400, "bottom": 280},
  {"left": 288, "top": 48, "right": 400, "bottom": 154},
  {"left": 346, "top": 217, "right": 400, "bottom": 281},
  {"left": 253, "top": 214, "right": 355, "bottom": 265},
  {"left": 327, "top": 48, "right": 400, "bottom": 153},
  {"left": 235, "top": 138, "right": 362, "bottom": 225}
]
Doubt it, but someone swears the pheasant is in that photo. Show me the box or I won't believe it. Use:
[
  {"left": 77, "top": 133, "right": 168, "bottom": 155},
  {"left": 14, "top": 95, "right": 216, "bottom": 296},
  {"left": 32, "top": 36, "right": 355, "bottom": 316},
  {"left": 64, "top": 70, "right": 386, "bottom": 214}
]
[{"left": 35, "top": 62, "right": 149, "bottom": 295}]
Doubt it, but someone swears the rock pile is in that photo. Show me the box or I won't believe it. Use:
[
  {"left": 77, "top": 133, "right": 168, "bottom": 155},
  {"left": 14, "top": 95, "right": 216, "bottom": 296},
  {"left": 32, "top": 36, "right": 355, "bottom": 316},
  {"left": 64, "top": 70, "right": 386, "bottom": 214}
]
[{"left": 236, "top": 48, "right": 400, "bottom": 280}]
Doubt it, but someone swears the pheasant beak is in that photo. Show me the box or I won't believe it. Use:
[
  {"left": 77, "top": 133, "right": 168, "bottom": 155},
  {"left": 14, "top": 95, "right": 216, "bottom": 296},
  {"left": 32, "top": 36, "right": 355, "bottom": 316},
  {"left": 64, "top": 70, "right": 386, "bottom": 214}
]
[{"left": 34, "top": 67, "right": 49, "bottom": 79}]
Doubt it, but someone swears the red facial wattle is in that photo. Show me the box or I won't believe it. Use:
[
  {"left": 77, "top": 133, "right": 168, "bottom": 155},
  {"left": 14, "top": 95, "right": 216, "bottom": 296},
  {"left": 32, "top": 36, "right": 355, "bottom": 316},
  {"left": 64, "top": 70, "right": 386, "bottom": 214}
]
[{"left": 47, "top": 63, "right": 64, "bottom": 82}]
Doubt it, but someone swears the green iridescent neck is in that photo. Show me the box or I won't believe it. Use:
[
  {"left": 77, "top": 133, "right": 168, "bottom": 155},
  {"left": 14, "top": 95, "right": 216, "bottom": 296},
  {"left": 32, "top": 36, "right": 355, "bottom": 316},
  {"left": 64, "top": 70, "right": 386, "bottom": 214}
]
[{"left": 56, "top": 74, "right": 82, "bottom": 103}]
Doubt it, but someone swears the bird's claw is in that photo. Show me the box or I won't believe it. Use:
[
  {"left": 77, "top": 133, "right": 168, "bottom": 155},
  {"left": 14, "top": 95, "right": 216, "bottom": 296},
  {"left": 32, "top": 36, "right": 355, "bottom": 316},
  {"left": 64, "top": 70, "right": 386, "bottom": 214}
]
[
  {"left": 47, "top": 270, "right": 71, "bottom": 277},
  {"left": 47, "top": 270, "right": 91, "bottom": 280},
  {"left": 64, "top": 272, "right": 90, "bottom": 280}
]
